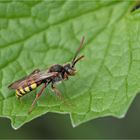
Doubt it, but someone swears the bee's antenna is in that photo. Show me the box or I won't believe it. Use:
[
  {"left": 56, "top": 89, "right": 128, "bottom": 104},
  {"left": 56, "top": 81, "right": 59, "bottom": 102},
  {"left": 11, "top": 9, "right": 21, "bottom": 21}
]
[
  {"left": 71, "top": 36, "right": 85, "bottom": 67},
  {"left": 72, "top": 55, "right": 84, "bottom": 68}
]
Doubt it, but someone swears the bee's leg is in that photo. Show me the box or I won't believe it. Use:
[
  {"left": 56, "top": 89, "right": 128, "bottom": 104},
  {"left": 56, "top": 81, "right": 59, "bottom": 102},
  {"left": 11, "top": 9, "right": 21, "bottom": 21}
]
[
  {"left": 51, "top": 84, "right": 72, "bottom": 107},
  {"left": 28, "top": 83, "right": 47, "bottom": 114},
  {"left": 63, "top": 72, "right": 69, "bottom": 80},
  {"left": 51, "top": 84, "right": 64, "bottom": 100},
  {"left": 17, "top": 96, "right": 22, "bottom": 104}
]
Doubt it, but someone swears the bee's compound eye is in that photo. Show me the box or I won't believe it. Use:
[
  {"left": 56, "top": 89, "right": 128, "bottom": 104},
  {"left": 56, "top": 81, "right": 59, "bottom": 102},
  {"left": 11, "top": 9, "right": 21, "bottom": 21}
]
[{"left": 64, "top": 64, "right": 71, "bottom": 71}]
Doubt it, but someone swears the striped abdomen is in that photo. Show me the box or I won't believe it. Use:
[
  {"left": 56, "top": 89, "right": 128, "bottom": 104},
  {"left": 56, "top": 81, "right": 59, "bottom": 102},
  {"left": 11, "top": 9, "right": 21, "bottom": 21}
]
[{"left": 16, "top": 82, "right": 41, "bottom": 98}]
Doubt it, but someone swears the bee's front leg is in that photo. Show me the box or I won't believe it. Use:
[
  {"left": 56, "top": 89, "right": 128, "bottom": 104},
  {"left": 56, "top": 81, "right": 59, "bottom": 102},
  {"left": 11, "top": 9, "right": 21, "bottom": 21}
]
[
  {"left": 51, "top": 84, "right": 73, "bottom": 107},
  {"left": 63, "top": 72, "right": 69, "bottom": 80}
]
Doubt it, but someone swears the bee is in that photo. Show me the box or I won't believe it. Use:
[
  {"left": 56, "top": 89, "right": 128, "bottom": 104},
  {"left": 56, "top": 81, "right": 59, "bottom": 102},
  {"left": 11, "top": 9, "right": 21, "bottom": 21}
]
[{"left": 8, "top": 37, "right": 85, "bottom": 113}]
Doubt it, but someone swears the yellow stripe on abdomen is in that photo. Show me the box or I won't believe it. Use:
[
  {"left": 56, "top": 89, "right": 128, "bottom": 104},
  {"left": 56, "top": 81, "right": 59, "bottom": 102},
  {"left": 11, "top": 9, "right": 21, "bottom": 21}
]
[
  {"left": 24, "top": 86, "right": 30, "bottom": 92},
  {"left": 19, "top": 88, "right": 26, "bottom": 94},
  {"left": 15, "top": 82, "right": 39, "bottom": 98},
  {"left": 16, "top": 89, "right": 22, "bottom": 97},
  {"left": 31, "top": 83, "right": 37, "bottom": 89}
]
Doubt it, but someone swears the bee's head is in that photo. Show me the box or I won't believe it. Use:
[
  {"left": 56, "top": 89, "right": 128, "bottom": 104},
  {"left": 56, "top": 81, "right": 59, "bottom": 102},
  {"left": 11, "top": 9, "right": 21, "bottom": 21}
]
[{"left": 63, "top": 63, "right": 76, "bottom": 76}]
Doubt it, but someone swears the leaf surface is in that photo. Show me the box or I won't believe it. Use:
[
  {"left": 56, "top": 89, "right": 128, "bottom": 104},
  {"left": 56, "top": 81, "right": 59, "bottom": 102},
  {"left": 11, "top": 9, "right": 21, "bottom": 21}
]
[{"left": 0, "top": 0, "right": 139, "bottom": 129}]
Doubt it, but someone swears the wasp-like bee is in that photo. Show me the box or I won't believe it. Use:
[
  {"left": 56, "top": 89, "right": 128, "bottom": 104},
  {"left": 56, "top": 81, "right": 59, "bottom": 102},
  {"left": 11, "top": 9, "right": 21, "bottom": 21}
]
[{"left": 8, "top": 37, "right": 85, "bottom": 113}]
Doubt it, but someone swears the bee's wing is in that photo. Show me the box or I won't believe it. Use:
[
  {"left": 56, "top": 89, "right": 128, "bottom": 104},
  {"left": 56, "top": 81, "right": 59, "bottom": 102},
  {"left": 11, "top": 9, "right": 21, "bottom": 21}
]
[
  {"left": 33, "top": 71, "right": 58, "bottom": 83},
  {"left": 8, "top": 69, "right": 41, "bottom": 89},
  {"left": 8, "top": 70, "right": 58, "bottom": 89}
]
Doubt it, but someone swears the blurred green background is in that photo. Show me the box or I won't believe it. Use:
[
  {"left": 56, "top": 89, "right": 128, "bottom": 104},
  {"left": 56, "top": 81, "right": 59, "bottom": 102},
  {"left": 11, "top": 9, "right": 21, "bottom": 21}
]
[{"left": 0, "top": 94, "right": 140, "bottom": 139}]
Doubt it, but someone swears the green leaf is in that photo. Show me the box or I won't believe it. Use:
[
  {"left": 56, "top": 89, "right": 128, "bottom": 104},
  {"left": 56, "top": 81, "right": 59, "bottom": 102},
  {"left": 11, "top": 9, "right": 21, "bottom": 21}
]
[{"left": 0, "top": 0, "right": 140, "bottom": 129}]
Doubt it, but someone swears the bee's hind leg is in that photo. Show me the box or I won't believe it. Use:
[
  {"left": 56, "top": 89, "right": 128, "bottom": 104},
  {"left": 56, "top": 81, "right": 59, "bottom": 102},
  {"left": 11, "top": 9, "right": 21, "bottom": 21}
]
[{"left": 28, "top": 83, "right": 47, "bottom": 114}]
